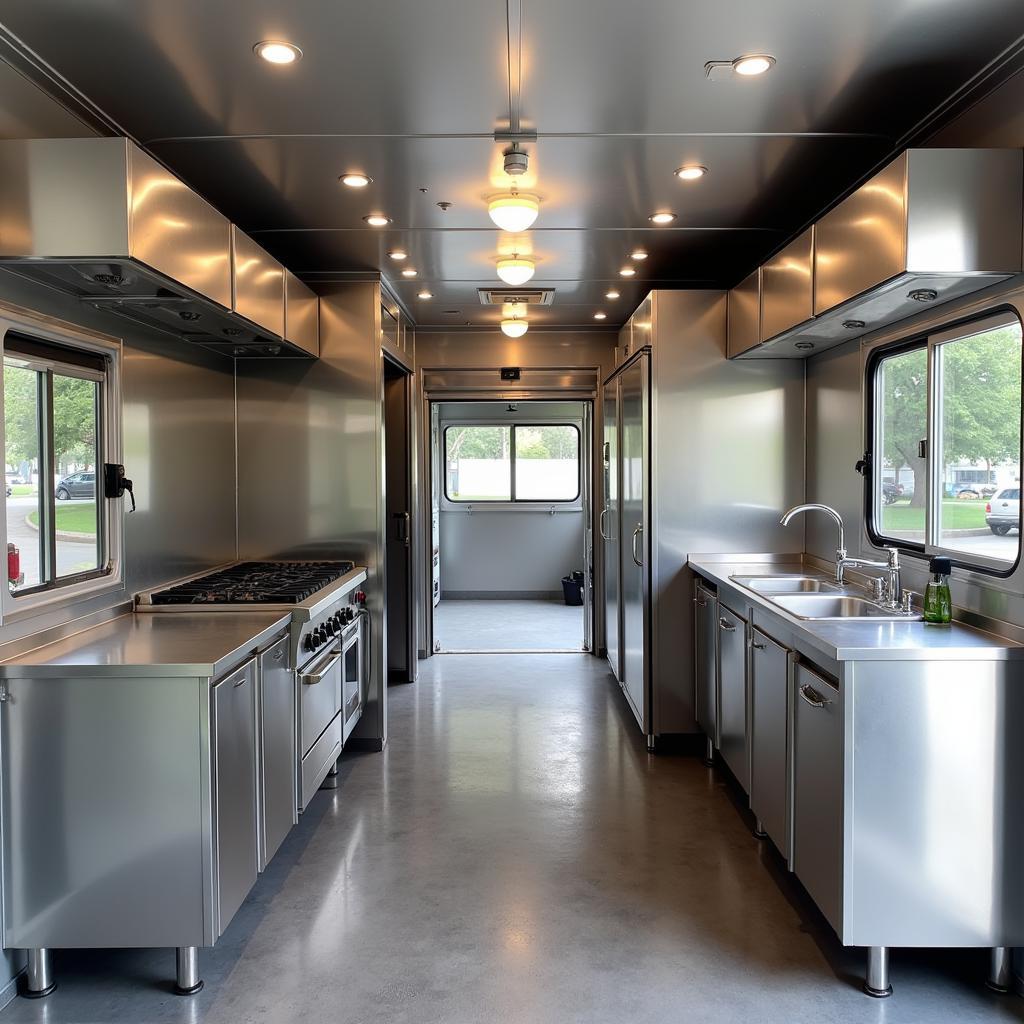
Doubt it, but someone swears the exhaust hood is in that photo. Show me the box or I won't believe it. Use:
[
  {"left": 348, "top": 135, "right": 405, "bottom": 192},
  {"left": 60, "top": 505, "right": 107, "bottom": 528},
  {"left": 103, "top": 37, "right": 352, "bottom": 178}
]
[{"left": 0, "top": 138, "right": 316, "bottom": 359}]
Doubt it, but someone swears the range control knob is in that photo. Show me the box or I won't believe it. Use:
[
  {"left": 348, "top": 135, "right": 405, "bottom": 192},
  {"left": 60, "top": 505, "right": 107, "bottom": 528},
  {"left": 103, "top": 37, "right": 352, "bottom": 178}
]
[
  {"left": 304, "top": 633, "right": 316, "bottom": 652},
  {"left": 325, "top": 619, "right": 336, "bottom": 636},
  {"left": 332, "top": 611, "right": 343, "bottom": 628}
]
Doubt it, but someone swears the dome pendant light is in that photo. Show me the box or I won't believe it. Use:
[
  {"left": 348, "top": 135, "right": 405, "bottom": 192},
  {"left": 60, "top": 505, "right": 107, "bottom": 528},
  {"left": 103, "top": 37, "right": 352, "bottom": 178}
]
[
  {"left": 488, "top": 192, "right": 540, "bottom": 233},
  {"left": 501, "top": 317, "right": 529, "bottom": 338},
  {"left": 496, "top": 256, "right": 536, "bottom": 286}
]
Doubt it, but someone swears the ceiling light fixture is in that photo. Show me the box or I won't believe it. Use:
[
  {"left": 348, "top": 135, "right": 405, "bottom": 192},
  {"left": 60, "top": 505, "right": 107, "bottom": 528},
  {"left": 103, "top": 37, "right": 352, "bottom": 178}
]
[
  {"left": 630, "top": 249, "right": 648, "bottom": 261},
  {"left": 339, "top": 172, "right": 372, "bottom": 188},
  {"left": 649, "top": 212, "right": 676, "bottom": 225},
  {"left": 364, "top": 215, "right": 391, "bottom": 227},
  {"left": 418, "top": 290, "right": 433, "bottom": 300},
  {"left": 388, "top": 249, "right": 408, "bottom": 261},
  {"left": 594, "top": 312, "right": 607, "bottom": 321},
  {"left": 605, "top": 289, "right": 621, "bottom": 300},
  {"left": 401, "top": 268, "right": 418, "bottom": 278},
  {"left": 732, "top": 53, "right": 775, "bottom": 76},
  {"left": 253, "top": 40, "right": 302, "bottom": 64},
  {"left": 488, "top": 192, "right": 540, "bottom": 233},
  {"left": 501, "top": 317, "right": 529, "bottom": 338},
  {"left": 675, "top": 165, "right": 707, "bottom": 181},
  {"left": 496, "top": 256, "right": 536, "bottom": 287},
  {"left": 619, "top": 267, "right": 636, "bottom": 277}
]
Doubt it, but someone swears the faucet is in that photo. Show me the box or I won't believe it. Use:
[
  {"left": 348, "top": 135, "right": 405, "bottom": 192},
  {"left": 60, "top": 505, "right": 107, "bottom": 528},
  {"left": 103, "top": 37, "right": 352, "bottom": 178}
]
[{"left": 779, "top": 503, "right": 904, "bottom": 609}]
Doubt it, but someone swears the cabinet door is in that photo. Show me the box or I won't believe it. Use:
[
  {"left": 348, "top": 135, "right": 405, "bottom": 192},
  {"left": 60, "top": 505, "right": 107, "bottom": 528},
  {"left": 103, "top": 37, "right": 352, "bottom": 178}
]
[
  {"left": 602, "top": 378, "right": 621, "bottom": 679},
  {"left": 717, "top": 604, "right": 748, "bottom": 789},
  {"left": 693, "top": 581, "right": 718, "bottom": 742},
  {"left": 258, "top": 636, "right": 295, "bottom": 871},
  {"left": 213, "top": 658, "right": 258, "bottom": 937},
  {"left": 793, "top": 663, "right": 843, "bottom": 932},
  {"left": 750, "top": 629, "right": 790, "bottom": 856}
]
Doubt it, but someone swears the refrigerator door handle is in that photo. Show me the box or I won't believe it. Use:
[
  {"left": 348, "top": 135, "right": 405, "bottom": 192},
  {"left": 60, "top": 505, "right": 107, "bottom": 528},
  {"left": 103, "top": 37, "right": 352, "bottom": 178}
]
[
  {"left": 599, "top": 507, "right": 610, "bottom": 540},
  {"left": 631, "top": 524, "right": 643, "bottom": 567}
]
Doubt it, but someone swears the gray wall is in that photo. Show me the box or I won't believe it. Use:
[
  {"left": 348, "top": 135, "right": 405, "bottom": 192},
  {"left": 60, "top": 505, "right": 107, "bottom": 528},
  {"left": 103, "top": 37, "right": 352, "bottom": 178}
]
[{"left": 437, "top": 400, "right": 585, "bottom": 597}]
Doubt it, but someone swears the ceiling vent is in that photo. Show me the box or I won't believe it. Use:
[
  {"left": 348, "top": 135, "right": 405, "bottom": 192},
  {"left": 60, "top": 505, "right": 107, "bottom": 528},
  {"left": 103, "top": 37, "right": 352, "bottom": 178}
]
[{"left": 477, "top": 287, "right": 555, "bottom": 306}]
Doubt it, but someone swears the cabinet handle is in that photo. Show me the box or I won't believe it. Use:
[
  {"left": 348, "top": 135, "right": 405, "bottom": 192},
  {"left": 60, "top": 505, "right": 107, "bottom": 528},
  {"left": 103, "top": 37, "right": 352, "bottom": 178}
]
[
  {"left": 300, "top": 647, "right": 342, "bottom": 684},
  {"left": 718, "top": 617, "right": 736, "bottom": 632},
  {"left": 694, "top": 594, "right": 706, "bottom": 607},
  {"left": 599, "top": 507, "right": 610, "bottom": 540},
  {"left": 798, "top": 683, "right": 831, "bottom": 708},
  {"left": 631, "top": 524, "right": 643, "bottom": 567},
  {"left": 750, "top": 640, "right": 766, "bottom": 650}
]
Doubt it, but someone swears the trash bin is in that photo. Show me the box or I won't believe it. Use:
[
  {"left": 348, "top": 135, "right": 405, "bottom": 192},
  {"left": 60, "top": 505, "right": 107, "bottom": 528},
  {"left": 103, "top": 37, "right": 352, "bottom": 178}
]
[{"left": 561, "top": 571, "right": 584, "bottom": 606}]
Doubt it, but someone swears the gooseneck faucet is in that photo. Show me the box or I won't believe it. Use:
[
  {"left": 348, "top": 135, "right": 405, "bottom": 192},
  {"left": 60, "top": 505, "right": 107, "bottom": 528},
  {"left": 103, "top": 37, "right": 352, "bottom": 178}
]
[{"left": 779, "top": 504, "right": 847, "bottom": 578}]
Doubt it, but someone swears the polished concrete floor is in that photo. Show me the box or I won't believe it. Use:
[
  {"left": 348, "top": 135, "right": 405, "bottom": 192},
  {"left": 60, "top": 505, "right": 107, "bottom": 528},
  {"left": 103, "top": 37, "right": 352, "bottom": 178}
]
[
  {"left": 434, "top": 598, "right": 585, "bottom": 651},
  {"left": 1, "top": 653, "right": 1020, "bottom": 1024}
]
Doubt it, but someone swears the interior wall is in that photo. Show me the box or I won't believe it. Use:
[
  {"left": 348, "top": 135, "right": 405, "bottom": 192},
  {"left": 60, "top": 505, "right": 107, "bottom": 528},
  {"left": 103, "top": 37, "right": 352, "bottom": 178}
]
[{"left": 437, "top": 400, "right": 586, "bottom": 597}]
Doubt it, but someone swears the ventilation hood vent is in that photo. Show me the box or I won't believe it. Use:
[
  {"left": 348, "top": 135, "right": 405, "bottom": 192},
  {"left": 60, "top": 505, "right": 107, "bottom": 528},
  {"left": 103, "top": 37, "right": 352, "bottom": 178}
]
[{"left": 478, "top": 287, "right": 555, "bottom": 306}]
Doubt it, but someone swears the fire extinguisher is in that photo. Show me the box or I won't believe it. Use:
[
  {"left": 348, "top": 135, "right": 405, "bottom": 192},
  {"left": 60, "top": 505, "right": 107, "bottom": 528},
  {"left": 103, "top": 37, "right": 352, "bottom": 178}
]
[{"left": 7, "top": 543, "right": 19, "bottom": 586}]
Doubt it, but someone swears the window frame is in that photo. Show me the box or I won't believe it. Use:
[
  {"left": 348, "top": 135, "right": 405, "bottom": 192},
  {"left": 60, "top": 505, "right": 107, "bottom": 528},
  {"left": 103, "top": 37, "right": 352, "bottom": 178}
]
[
  {"left": 865, "top": 306, "right": 1023, "bottom": 577},
  {"left": 443, "top": 422, "right": 582, "bottom": 505},
  {"left": 1, "top": 310, "right": 123, "bottom": 621}
]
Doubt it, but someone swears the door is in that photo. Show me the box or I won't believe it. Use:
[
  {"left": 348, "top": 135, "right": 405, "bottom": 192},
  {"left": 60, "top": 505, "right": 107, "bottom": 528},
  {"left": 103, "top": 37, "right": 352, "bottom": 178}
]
[
  {"left": 601, "top": 378, "right": 621, "bottom": 678},
  {"left": 384, "top": 356, "right": 415, "bottom": 682},
  {"left": 717, "top": 604, "right": 748, "bottom": 789},
  {"left": 693, "top": 580, "right": 718, "bottom": 743},
  {"left": 258, "top": 635, "right": 294, "bottom": 871},
  {"left": 619, "top": 352, "right": 650, "bottom": 734},
  {"left": 212, "top": 658, "right": 258, "bottom": 937},
  {"left": 581, "top": 400, "right": 594, "bottom": 653},
  {"left": 750, "top": 628, "right": 790, "bottom": 856}
]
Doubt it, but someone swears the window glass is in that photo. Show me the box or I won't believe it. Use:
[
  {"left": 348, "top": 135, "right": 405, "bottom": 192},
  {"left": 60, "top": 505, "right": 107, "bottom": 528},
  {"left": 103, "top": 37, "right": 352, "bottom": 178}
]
[
  {"left": 444, "top": 425, "right": 512, "bottom": 501},
  {"left": 4, "top": 363, "right": 43, "bottom": 590},
  {"left": 874, "top": 345, "right": 928, "bottom": 544},
  {"left": 513, "top": 425, "right": 580, "bottom": 501},
  {"left": 935, "top": 319, "right": 1022, "bottom": 566},
  {"left": 53, "top": 373, "right": 101, "bottom": 578}
]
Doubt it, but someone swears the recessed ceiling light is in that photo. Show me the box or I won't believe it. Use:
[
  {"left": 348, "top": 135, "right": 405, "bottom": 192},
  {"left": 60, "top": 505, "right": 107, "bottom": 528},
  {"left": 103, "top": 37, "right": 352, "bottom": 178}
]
[
  {"left": 649, "top": 212, "right": 676, "bottom": 225},
  {"left": 630, "top": 249, "right": 648, "bottom": 261},
  {"left": 418, "top": 290, "right": 433, "bottom": 300},
  {"left": 675, "top": 165, "right": 707, "bottom": 181},
  {"left": 594, "top": 312, "right": 607, "bottom": 320},
  {"left": 401, "top": 268, "right": 418, "bottom": 278},
  {"left": 488, "top": 192, "right": 540, "bottom": 233},
  {"left": 619, "top": 267, "right": 637, "bottom": 277},
  {"left": 364, "top": 215, "right": 391, "bottom": 227},
  {"left": 388, "top": 249, "right": 408, "bottom": 260},
  {"left": 253, "top": 40, "right": 302, "bottom": 64},
  {"left": 605, "top": 289, "right": 621, "bottom": 300},
  {"left": 339, "top": 172, "right": 372, "bottom": 188},
  {"left": 496, "top": 256, "right": 536, "bottom": 287},
  {"left": 501, "top": 318, "right": 529, "bottom": 338},
  {"left": 732, "top": 53, "right": 775, "bottom": 76}
]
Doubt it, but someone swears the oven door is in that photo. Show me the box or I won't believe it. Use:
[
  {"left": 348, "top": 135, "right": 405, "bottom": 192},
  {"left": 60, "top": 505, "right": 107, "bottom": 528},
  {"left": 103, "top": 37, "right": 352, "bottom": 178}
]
[
  {"left": 341, "top": 618, "right": 363, "bottom": 743},
  {"left": 298, "top": 642, "right": 342, "bottom": 757}
]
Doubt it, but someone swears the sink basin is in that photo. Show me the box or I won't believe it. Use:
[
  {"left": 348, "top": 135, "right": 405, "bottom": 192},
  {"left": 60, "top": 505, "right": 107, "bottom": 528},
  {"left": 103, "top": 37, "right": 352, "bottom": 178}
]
[
  {"left": 771, "top": 594, "right": 919, "bottom": 620},
  {"left": 732, "top": 575, "right": 841, "bottom": 595}
]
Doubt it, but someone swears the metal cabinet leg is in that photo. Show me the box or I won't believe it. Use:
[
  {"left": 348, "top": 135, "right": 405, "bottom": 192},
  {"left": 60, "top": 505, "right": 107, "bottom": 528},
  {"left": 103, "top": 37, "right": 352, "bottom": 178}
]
[
  {"left": 753, "top": 818, "right": 768, "bottom": 840},
  {"left": 864, "top": 946, "right": 892, "bottom": 998},
  {"left": 174, "top": 946, "right": 203, "bottom": 995},
  {"left": 320, "top": 759, "right": 340, "bottom": 790},
  {"left": 703, "top": 737, "right": 714, "bottom": 767},
  {"left": 23, "top": 948, "right": 55, "bottom": 998},
  {"left": 986, "top": 947, "right": 1011, "bottom": 993}
]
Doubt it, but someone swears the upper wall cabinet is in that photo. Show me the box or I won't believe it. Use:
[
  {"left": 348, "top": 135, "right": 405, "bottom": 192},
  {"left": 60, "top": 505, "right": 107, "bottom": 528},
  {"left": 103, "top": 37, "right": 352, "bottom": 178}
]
[
  {"left": 729, "top": 148, "right": 1024, "bottom": 359},
  {"left": 284, "top": 270, "right": 319, "bottom": 357},
  {"left": 726, "top": 268, "right": 762, "bottom": 358},
  {"left": 231, "top": 226, "right": 285, "bottom": 340}
]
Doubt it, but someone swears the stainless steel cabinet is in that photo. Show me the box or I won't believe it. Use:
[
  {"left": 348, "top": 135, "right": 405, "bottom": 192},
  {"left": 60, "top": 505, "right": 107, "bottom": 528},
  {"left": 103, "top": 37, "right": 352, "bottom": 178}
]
[
  {"left": 257, "top": 636, "right": 295, "bottom": 871},
  {"left": 693, "top": 580, "right": 718, "bottom": 744},
  {"left": 750, "top": 629, "right": 790, "bottom": 857},
  {"left": 727, "top": 268, "right": 761, "bottom": 358},
  {"left": 792, "top": 663, "right": 842, "bottom": 933},
  {"left": 602, "top": 377, "right": 621, "bottom": 680},
  {"left": 717, "top": 604, "right": 748, "bottom": 789},
  {"left": 212, "top": 658, "right": 259, "bottom": 937}
]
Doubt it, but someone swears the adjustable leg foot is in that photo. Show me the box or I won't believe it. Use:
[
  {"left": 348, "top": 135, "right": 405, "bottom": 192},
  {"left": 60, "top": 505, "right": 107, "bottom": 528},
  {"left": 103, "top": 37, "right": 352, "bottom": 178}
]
[
  {"left": 753, "top": 818, "right": 768, "bottom": 840},
  {"left": 23, "top": 949, "right": 55, "bottom": 998},
  {"left": 646, "top": 735, "right": 656, "bottom": 753},
  {"left": 320, "top": 759, "right": 340, "bottom": 790},
  {"left": 864, "top": 946, "right": 892, "bottom": 998},
  {"left": 703, "top": 737, "right": 714, "bottom": 767},
  {"left": 174, "top": 946, "right": 203, "bottom": 995},
  {"left": 986, "top": 946, "right": 1010, "bottom": 993}
]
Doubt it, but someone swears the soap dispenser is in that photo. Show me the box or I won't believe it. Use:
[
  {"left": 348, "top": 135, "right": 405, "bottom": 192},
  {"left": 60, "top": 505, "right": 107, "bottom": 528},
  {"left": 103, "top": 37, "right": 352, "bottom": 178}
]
[{"left": 923, "top": 556, "right": 952, "bottom": 625}]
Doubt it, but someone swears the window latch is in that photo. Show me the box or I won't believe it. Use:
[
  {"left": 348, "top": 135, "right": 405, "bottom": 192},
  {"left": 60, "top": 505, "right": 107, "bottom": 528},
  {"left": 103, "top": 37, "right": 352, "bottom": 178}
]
[
  {"left": 103, "top": 463, "right": 136, "bottom": 513},
  {"left": 854, "top": 452, "right": 871, "bottom": 476}
]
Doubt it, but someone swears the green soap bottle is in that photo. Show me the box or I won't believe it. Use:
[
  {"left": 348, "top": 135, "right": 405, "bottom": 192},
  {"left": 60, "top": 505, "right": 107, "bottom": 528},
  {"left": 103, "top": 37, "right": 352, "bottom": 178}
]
[{"left": 923, "top": 556, "right": 952, "bottom": 625}]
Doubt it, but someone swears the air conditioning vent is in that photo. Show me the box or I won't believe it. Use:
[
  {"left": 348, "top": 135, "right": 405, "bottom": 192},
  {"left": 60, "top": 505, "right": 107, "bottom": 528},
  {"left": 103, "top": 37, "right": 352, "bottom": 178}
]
[{"left": 477, "top": 287, "right": 555, "bottom": 306}]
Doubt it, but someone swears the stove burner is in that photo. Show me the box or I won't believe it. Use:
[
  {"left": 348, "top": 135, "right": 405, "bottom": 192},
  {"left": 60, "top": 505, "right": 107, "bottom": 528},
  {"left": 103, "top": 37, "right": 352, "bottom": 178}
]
[{"left": 150, "top": 561, "right": 354, "bottom": 605}]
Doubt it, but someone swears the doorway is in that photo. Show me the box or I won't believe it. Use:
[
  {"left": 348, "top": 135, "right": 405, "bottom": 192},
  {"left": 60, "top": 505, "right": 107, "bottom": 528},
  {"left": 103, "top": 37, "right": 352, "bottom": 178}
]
[
  {"left": 384, "top": 355, "right": 415, "bottom": 683},
  {"left": 428, "top": 399, "right": 593, "bottom": 654}
]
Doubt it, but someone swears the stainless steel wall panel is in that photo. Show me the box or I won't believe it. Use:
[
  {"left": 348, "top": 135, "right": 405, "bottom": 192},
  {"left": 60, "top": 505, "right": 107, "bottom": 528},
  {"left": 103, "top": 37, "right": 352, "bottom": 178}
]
[
  {"left": 760, "top": 228, "right": 814, "bottom": 342},
  {"left": 231, "top": 227, "right": 284, "bottom": 338},
  {"left": 727, "top": 269, "right": 761, "bottom": 358},
  {"left": 284, "top": 271, "right": 319, "bottom": 357},
  {"left": 128, "top": 145, "right": 232, "bottom": 309}
]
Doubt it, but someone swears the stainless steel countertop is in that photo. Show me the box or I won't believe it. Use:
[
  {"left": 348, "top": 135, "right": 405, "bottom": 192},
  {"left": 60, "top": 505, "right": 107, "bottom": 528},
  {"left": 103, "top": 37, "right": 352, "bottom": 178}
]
[
  {"left": 689, "top": 556, "right": 1024, "bottom": 662},
  {"left": 0, "top": 611, "right": 292, "bottom": 679}
]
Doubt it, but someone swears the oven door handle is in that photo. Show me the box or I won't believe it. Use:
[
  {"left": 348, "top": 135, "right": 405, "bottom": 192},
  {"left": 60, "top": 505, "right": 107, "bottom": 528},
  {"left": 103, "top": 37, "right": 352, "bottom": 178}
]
[{"left": 300, "top": 645, "right": 342, "bottom": 684}]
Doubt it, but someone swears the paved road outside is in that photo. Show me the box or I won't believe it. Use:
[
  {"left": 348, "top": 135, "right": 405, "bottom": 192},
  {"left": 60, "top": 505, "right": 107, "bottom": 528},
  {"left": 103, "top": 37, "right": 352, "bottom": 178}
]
[{"left": 6, "top": 493, "right": 98, "bottom": 588}]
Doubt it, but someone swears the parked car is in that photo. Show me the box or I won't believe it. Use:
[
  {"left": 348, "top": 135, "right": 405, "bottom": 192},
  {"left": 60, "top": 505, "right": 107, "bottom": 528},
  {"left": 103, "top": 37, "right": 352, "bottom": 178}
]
[
  {"left": 881, "top": 481, "right": 903, "bottom": 505},
  {"left": 951, "top": 484, "right": 982, "bottom": 500},
  {"left": 55, "top": 472, "right": 96, "bottom": 500},
  {"left": 986, "top": 488, "right": 1021, "bottom": 535}
]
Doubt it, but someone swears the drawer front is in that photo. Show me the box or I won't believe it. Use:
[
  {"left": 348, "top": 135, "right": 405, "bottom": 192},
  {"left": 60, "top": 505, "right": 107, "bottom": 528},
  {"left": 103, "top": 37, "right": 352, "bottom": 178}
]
[
  {"left": 300, "top": 714, "right": 342, "bottom": 810},
  {"left": 299, "top": 645, "right": 342, "bottom": 756}
]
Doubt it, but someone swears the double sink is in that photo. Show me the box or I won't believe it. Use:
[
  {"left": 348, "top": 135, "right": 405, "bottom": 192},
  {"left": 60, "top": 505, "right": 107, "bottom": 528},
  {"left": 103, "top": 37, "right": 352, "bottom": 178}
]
[{"left": 730, "top": 574, "right": 921, "bottom": 621}]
